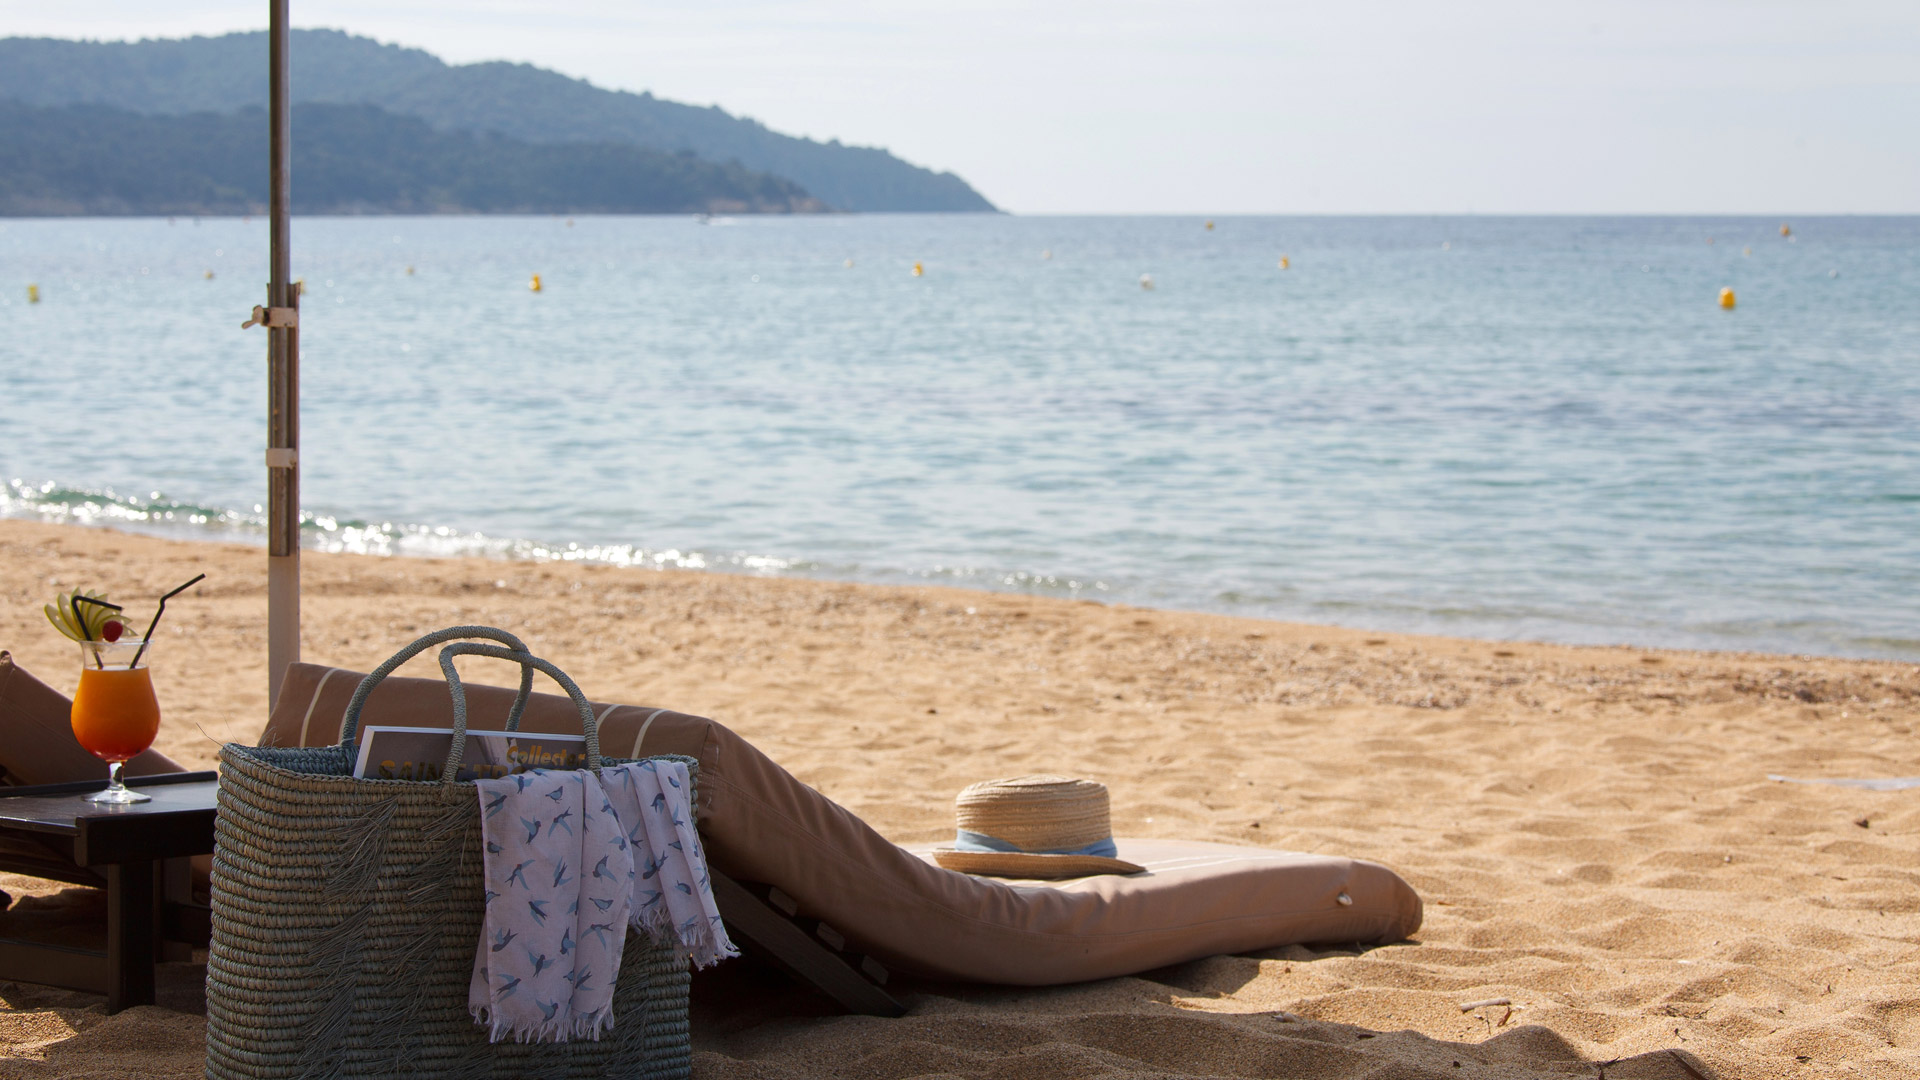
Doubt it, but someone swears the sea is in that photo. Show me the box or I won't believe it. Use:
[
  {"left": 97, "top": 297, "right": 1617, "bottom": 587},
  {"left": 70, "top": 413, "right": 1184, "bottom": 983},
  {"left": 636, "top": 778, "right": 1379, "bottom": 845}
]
[{"left": 2, "top": 214, "right": 1916, "bottom": 661}]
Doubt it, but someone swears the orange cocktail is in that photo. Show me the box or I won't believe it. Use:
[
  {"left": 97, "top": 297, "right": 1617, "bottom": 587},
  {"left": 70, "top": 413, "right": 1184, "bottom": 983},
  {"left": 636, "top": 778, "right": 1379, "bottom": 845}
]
[
  {"left": 71, "top": 639, "right": 160, "bottom": 804},
  {"left": 73, "top": 668, "right": 161, "bottom": 761}
]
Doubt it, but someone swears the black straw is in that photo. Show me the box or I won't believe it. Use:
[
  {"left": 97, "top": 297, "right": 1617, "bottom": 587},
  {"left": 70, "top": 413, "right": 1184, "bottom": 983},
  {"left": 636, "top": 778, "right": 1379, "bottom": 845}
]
[{"left": 130, "top": 574, "right": 205, "bottom": 669}]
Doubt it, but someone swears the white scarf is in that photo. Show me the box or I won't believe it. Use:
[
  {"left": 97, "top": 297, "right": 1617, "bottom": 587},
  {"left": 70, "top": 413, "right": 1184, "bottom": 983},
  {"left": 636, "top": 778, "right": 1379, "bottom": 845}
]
[{"left": 469, "top": 760, "right": 736, "bottom": 1043}]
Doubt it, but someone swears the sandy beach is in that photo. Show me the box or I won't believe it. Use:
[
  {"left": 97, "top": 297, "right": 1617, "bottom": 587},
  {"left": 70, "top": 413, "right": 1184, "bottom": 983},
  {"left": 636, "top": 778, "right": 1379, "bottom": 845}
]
[{"left": 2, "top": 517, "right": 1917, "bottom": 1078}]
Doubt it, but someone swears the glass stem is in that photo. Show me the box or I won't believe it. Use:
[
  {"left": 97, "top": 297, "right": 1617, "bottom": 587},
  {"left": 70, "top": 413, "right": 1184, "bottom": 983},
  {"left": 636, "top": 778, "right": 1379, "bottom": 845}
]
[{"left": 106, "top": 760, "right": 125, "bottom": 792}]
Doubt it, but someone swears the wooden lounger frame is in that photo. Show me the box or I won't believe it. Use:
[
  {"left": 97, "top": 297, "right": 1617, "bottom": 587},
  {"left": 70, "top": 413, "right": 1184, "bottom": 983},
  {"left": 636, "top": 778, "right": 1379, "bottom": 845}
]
[{"left": 710, "top": 870, "right": 905, "bottom": 1017}]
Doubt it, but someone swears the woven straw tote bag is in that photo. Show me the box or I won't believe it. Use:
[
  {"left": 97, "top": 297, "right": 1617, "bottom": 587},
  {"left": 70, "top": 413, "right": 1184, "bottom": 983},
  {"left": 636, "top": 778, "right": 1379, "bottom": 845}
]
[{"left": 205, "top": 627, "right": 695, "bottom": 1080}]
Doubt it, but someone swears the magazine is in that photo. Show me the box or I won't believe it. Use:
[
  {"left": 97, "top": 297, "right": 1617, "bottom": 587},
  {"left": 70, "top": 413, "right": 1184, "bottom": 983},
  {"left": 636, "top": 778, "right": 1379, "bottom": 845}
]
[{"left": 351, "top": 726, "right": 590, "bottom": 781}]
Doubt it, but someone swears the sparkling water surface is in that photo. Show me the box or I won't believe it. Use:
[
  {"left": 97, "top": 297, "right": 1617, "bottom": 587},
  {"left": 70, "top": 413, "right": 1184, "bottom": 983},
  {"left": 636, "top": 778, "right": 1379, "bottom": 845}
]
[{"left": 2, "top": 214, "right": 1916, "bottom": 659}]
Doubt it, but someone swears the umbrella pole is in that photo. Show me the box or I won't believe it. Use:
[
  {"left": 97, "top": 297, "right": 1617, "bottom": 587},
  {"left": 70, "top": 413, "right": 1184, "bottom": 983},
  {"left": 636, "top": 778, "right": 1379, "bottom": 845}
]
[{"left": 266, "top": 0, "right": 300, "bottom": 708}]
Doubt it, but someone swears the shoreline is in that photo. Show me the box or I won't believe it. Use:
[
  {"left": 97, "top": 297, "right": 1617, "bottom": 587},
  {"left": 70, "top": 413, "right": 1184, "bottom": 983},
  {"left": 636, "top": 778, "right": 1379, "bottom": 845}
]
[
  {"left": 2, "top": 517, "right": 1918, "bottom": 1078},
  {"left": 5, "top": 501, "right": 1911, "bottom": 667},
  {"left": 4, "top": 518, "right": 1916, "bottom": 760}
]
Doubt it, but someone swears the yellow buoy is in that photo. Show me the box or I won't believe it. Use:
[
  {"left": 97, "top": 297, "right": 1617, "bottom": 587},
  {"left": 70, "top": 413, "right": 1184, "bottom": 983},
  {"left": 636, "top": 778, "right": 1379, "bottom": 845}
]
[
  {"left": 1719, "top": 287, "right": 1736, "bottom": 309},
  {"left": 406, "top": 265, "right": 415, "bottom": 276},
  {"left": 1041, "top": 249, "right": 1052, "bottom": 260},
  {"left": 1278, "top": 255, "right": 1290, "bottom": 270},
  {"left": 1139, "top": 273, "right": 1155, "bottom": 290},
  {"left": 844, "top": 258, "right": 854, "bottom": 268},
  {"left": 912, "top": 262, "right": 923, "bottom": 277},
  {"left": 204, "top": 269, "right": 215, "bottom": 280},
  {"left": 1205, "top": 220, "right": 1214, "bottom": 231},
  {"left": 530, "top": 273, "right": 543, "bottom": 293},
  {"left": 27, "top": 283, "right": 40, "bottom": 304},
  {"left": 1742, "top": 246, "right": 1752, "bottom": 257},
  {"left": 1779, "top": 223, "right": 1791, "bottom": 237}
]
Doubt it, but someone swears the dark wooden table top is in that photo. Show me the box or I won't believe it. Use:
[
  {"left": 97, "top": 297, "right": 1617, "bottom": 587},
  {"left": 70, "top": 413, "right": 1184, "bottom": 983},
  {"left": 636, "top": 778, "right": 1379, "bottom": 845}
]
[{"left": 0, "top": 772, "right": 217, "bottom": 866}]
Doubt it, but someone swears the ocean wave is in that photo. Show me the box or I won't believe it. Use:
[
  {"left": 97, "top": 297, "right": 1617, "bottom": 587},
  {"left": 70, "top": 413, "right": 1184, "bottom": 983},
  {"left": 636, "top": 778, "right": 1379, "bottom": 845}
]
[
  {"left": 1, "top": 479, "right": 1126, "bottom": 606},
  {"left": 0, "top": 479, "right": 791, "bottom": 573}
]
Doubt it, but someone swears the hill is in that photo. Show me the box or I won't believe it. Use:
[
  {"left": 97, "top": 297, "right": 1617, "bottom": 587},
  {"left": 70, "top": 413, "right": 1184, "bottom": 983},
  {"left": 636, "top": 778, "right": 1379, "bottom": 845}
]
[
  {"left": 0, "top": 31, "right": 996, "bottom": 213},
  {"left": 0, "top": 100, "right": 823, "bottom": 216}
]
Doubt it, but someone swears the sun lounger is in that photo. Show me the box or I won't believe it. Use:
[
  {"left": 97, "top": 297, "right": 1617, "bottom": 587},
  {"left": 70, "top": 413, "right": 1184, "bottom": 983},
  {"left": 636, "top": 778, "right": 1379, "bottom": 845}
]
[{"left": 266, "top": 663, "right": 1423, "bottom": 993}]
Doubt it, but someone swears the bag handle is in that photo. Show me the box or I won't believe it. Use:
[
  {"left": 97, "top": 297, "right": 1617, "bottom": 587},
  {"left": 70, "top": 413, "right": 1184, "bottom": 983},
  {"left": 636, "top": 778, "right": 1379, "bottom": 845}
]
[
  {"left": 339, "top": 625, "right": 534, "bottom": 748},
  {"left": 435, "top": 642, "right": 602, "bottom": 782}
]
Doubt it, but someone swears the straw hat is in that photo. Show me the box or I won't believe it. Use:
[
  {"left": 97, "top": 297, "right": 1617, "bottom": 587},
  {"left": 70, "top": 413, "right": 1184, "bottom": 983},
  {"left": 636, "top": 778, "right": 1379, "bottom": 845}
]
[{"left": 931, "top": 775, "right": 1144, "bottom": 879}]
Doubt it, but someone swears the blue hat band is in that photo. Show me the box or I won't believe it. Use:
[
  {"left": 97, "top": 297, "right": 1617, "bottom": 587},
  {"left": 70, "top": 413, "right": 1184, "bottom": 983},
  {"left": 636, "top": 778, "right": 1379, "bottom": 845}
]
[{"left": 952, "top": 829, "right": 1119, "bottom": 859}]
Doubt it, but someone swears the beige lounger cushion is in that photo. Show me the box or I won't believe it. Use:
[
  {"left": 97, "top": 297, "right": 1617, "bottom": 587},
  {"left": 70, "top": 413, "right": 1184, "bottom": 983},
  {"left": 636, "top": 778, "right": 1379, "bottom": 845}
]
[{"left": 268, "top": 662, "right": 1423, "bottom": 985}]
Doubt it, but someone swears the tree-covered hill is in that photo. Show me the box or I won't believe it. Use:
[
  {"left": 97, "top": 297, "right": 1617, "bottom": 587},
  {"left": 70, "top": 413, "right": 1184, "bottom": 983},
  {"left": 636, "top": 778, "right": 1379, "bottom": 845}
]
[
  {"left": 0, "top": 31, "right": 996, "bottom": 213},
  {"left": 0, "top": 100, "right": 823, "bottom": 216}
]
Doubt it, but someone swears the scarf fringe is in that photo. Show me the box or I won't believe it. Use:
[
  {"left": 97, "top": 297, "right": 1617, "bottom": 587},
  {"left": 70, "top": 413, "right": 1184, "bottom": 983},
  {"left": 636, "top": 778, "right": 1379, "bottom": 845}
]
[
  {"left": 634, "top": 901, "right": 740, "bottom": 971},
  {"left": 471, "top": 1001, "right": 617, "bottom": 1044}
]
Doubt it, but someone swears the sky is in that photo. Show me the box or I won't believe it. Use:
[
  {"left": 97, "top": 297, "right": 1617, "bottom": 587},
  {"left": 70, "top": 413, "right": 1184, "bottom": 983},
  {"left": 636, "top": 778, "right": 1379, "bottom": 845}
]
[{"left": 4, "top": 1, "right": 1918, "bottom": 214}]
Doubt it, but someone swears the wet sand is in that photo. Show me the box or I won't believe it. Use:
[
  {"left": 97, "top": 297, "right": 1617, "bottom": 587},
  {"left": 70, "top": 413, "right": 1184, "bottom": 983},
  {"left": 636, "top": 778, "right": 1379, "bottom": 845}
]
[{"left": 2, "top": 519, "right": 1917, "bottom": 1078}]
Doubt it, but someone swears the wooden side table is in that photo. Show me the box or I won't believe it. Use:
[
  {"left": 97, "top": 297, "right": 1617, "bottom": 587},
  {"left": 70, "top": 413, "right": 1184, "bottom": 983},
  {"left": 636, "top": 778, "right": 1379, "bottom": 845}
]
[{"left": 0, "top": 772, "right": 216, "bottom": 1011}]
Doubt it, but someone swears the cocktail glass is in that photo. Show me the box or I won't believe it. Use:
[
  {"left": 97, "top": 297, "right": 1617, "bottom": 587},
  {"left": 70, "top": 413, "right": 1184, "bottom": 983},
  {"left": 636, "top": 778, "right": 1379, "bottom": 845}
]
[{"left": 70, "top": 639, "right": 160, "bottom": 804}]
